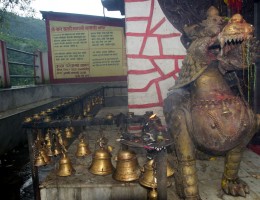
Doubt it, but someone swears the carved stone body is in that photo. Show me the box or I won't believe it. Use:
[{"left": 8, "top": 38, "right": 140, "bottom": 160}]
[{"left": 163, "top": 7, "right": 260, "bottom": 200}]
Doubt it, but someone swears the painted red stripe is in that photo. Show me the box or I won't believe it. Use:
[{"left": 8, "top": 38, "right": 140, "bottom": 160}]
[
  {"left": 128, "top": 125, "right": 142, "bottom": 130},
  {"left": 128, "top": 68, "right": 157, "bottom": 74},
  {"left": 139, "top": 0, "right": 154, "bottom": 55},
  {"left": 126, "top": 32, "right": 146, "bottom": 37},
  {"left": 158, "top": 37, "right": 163, "bottom": 55},
  {"left": 150, "top": 18, "right": 166, "bottom": 34},
  {"left": 126, "top": 17, "right": 149, "bottom": 22},
  {"left": 127, "top": 54, "right": 185, "bottom": 59},
  {"left": 39, "top": 52, "right": 45, "bottom": 83},
  {"left": 0, "top": 41, "right": 8, "bottom": 86},
  {"left": 128, "top": 77, "right": 157, "bottom": 92},
  {"left": 126, "top": 32, "right": 181, "bottom": 38},
  {"left": 150, "top": 59, "right": 164, "bottom": 76},
  {"left": 155, "top": 82, "right": 163, "bottom": 103},
  {"left": 129, "top": 102, "right": 163, "bottom": 109},
  {"left": 128, "top": 70, "right": 178, "bottom": 92},
  {"left": 154, "top": 33, "right": 181, "bottom": 39},
  {"left": 125, "top": 0, "right": 148, "bottom": 2}
]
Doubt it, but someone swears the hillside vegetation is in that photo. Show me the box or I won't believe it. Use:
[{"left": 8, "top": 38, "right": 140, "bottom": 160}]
[{"left": 0, "top": 12, "right": 47, "bottom": 86}]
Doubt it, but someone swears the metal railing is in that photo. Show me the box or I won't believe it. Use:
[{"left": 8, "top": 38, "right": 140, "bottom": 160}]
[{"left": 7, "top": 47, "right": 39, "bottom": 86}]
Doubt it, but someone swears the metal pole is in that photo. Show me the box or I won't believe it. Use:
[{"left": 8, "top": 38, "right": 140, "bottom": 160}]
[
  {"left": 27, "top": 129, "right": 41, "bottom": 200},
  {"left": 155, "top": 149, "right": 167, "bottom": 200}
]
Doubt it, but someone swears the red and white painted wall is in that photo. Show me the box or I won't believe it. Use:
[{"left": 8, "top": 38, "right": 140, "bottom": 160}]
[{"left": 125, "top": 0, "right": 186, "bottom": 123}]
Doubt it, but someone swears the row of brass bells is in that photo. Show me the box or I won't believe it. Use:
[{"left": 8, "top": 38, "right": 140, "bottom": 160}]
[
  {"left": 76, "top": 138, "right": 91, "bottom": 157},
  {"left": 57, "top": 152, "right": 75, "bottom": 176},
  {"left": 139, "top": 159, "right": 174, "bottom": 188},
  {"left": 113, "top": 150, "right": 140, "bottom": 182},
  {"left": 89, "top": 146, "right": 114, "bottom": 176}
]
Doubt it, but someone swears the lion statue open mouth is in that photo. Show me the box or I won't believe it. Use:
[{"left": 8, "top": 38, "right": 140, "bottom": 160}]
[{"left": 162, "top": 5, "right": 260, "bottom": 200}]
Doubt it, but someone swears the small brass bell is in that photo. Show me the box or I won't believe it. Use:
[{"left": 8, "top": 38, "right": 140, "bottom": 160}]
[
  {"left": 24, "top": 117, "right": 32, "bottom": 123},
  {"left": 57, "top": 152, "right": 75, "bottom": 177},
  {"left": 40, "top": 111, "right": 47, "bottom": 116},
  {"left": 76, "top": 138, "right": 91, "bottom": 157},
  {"left": 65, "top": 127, "right": 73, "bottom": 139},
  {"left": 86, "top": 103, "right": 92, "bottom": 113},
  {"left": 91, "top": 98, "right": 95, "bottom": 106},
  {"left": 33, "top": 113, "right": 41, "bottom": 120},
  {"left": 43, "top": 116, "right": 51, "bottom": 122},
  {"left": 34, "top": 153, "right": 46, "bottom": 167},
  {"left": 139, "top": 159, "right": 157, "bottom": 188},
  {"left": 89, "top": 146, "right": 114, "bottom": 176},
  {"left": 39, "top": 149, "right": 51, "bottom": 164},
  {"left": 113, "top": 150, "right": 140, "bottom": 182},
  {"left": 139, "top": 159, "right": 172, "bottom": 188},
  {"left": 63, "top": 138, "right": 69, "bottom": 147},
  {"left": 46, "top": 108, "right": 52, "bottom": 113},
  {"left": 46, "top": 146, "right": 54, "bottom": 157},
  {"left": 148, "top": 187, "right": 158, "bottom": 200},
  {"left": 53, "top": 142, "right": 61, "bottom": 156}
]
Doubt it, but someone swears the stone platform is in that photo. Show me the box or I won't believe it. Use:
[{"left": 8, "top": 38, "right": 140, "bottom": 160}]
[{"left": 38, "top": 106, "right": 260, "bottom": 200}]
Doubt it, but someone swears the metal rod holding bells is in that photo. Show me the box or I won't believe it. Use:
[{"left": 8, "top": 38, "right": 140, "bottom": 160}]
[{"left": 155, "top": 149, "right": 167, "bottom": 200}]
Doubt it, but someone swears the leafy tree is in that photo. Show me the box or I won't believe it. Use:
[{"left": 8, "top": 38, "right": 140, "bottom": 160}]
[{"left": 0, "top": 0, "right": 35, "bottom": 27}]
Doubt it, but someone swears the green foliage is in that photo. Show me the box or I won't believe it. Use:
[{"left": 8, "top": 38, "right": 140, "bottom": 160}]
[
  {"left": 0, "top": 0, "right": 35, "bottom": 26},
  {"left": 0, "top": 12, "right": 47, "bottom": 87}
]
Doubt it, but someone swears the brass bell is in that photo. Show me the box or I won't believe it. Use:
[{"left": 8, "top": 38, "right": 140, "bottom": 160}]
[
  {"left": 46, "top": 146, "right": 54, "bottom": 157},
  {"left": 39, "top": 149, "right": 51, "bottom": 164},
  {"left": 139, "top": 159, "right": 157, "bottom": 188},
  {"left": 113, "top": 150, "right": 140, "bottom": 182},
  {"left": 43, "top": 116, "right": 51, "bottom": 122},
  {"left": 89, "top": 147, "right": 114, "bottom": 176},
  {"left": 46, "top": 108, "right": 52, "bottom": 113},
  {"left": 99, "top": 96, "right": 104, "bottom": 105},
  {"left": 139, "top": 159, "right": 173, "bottom": 188},
  {"left": 91, "top": 98, "right": 95, "bottom": 106},
  {"left": 53, "top": 142, "right": 61, "bottom": 156},
  {"left": 33, "top": 113, "right": 41, "bottom": 120},
  {"left": 76, "top": 138, "right": 91, "bottom": 157},
  {"left": 63, "top": 137, "right": 69, "bottom": 147},
  {"left": 57, "top": 152, "right": 75, "bottom": 177},
  {"left": 86, "top": 103, "right": 92, "bottom": 113},
  {"left": 34, "top": 153, "right": 46, "bottom": 167},
  {"left": 24, "top": 117, "right": 32, "bottom": 123},
  {"left": 40, "top": 111, "right": 47, "bottom": 116},
  {"left": 65, "top": 127, "right": 73, "bottom": 139}
]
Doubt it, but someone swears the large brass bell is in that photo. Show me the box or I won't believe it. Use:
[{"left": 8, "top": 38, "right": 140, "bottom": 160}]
[
  {"left": 113, "top": 150, "right": 140, "bottom": 182},
  {"left": 57, "top": 152, "right": 75, "bottom": 177},
  {"left": 76, "top": 138, "right": 91, "bottom": 157},
  {"left": 139, "top": 159, "right": 173, "bottom": 188},
  {"left": 89, "top": 146, "right": 114, "bottom": 176}
]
